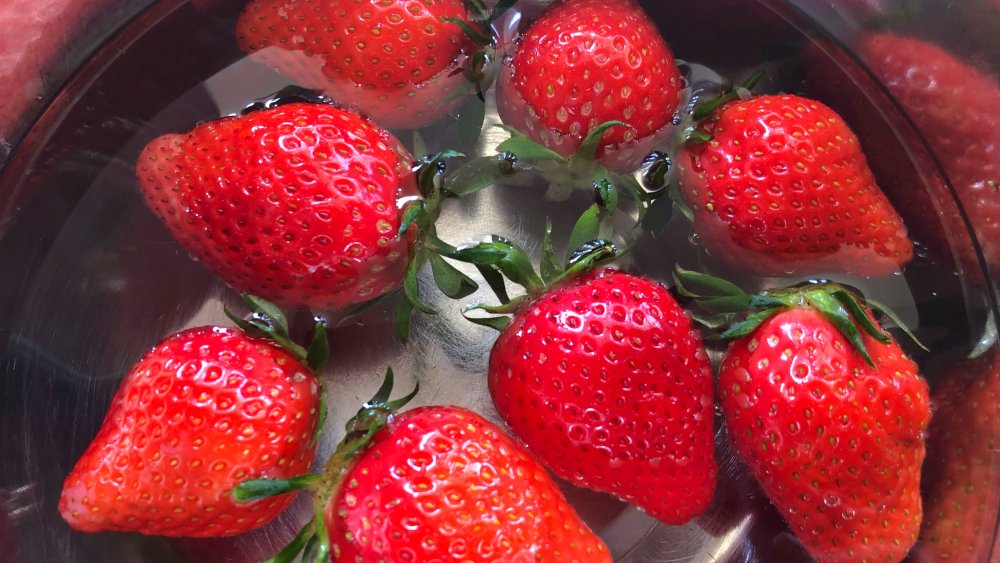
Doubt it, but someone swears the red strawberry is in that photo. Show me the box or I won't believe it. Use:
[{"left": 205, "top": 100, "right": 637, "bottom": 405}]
[
  {"left": 914, "top": 350, "right": 1000, "bottom": 561},
  {"left": 496, "top": 0, "right": 684, "bottom": 171},
  {"left": 488, "top": 269, "right": 717, "bottom": 525},
  {"left": 706, "top": 282, "right": 930, "bottom": 562},
  {"left": 324, "top": 405, "right": 611, "bottom": 562},
  {"left": 59, "top": 325, "right": 322, "bottom": 537},
  {"left": 676, "top": 94, "right": 914, "bottom": 277},
  {"left": 235, "top": 0, "right": 479, "bottom": 129},
  {"left": 135, "top": 102, "right": 417, "bottom": 310},
  {"left": 860, "top": 34, "right": 1000, "bottom": 273}
]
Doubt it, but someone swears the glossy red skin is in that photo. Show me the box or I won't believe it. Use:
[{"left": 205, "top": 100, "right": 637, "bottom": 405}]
[
  {"left": 676, "top": 94, "right": 913, "bottom": 277},
  {"left": 861, "top": 34, "right": 1000, "bottom": 273},
  {"left": 496, "top": 0, "right": 683, "bottom": 171},
  {"left": 719, "top": 307, "right": 930, "bottom": 562},
  {"left": 136, "top": 103, "right": 417, "bottom": 310},
  {"left": 236, "top": 0, "right": 476, "bottom": 129},
  {"left": 324, "top": 406, "right": 611, "bottom": 563},
  {"left": 489, "top": 270, "right": 717, "bottom": 525},
  {"left": 916, "top": 351, "right": 1000, "bottom": 561},
  {"left": 59, "top": 326, "right": 321, "bottom": 537}
]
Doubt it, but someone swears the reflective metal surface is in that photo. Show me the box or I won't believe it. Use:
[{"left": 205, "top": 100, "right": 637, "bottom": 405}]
[{"left": 1, "top": 0, "right": 999, "bottom": 561}]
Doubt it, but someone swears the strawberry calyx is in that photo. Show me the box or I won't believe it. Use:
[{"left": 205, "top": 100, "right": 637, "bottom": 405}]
[
  {"left": 680, "top": 69, "right": 765, "bottom": 145},
  {"left": 233, "top": 368, "right": 418, "bottom": 563},
  {"left": 673, "top": 265, "right": 927, "bottom": 366}
]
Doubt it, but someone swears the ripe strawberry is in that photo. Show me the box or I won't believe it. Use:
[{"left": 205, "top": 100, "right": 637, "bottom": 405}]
[
  {"left": 324, "top": 405, "right": 611, "bottom": 561},
  {"left": 135, "top": 102, "right": 417, "bottom": 310},
  {"left": 235, "top": 0, "right": 479, "bottom": 129},
  {"left": 59, "top": 325, "right": 322, "bottom": 536},
  {"left": 676, "top": 94, "right": 914, "bottom": 277},
  {"left": 702, "top": 281, "right": 930, "bottom": 562},
  {"left": 496, "top": 0, "right": 683, "bottom": 171},
  {"left": 488, "top": 269, "right": 717, "bottom": 525},
  {"left": 860, "top": 34, "right": 1000, "bottom": 273},
  {"left": 915, "top": 350, "right": 1000, "bottom": 561}
]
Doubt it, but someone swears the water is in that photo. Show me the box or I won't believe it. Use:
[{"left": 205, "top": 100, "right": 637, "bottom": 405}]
[{"left": 0, "top": 0, "right": 995, "bottom": 562}]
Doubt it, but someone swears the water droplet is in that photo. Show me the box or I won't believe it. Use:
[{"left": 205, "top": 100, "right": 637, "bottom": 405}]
[
  {"left": 842, "top": 508, "right": 856, "bottom": 520},
  {"left": 823, "top": 493, "right": 841, "bottom": 508}
]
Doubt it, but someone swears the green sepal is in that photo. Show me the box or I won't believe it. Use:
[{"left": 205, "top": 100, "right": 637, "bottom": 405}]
[
  {"left": 306, "top": 322, "right": 329, "bottom": 374},
  {"left": 465, "top": 0, "right": 489, "bottom": 21},
  {"left": 477, "top": 264, "right": 510, "bottom": 304},
  {"left": 263, "top": 520, "right": 315, "bottom": 563},
  {"left": 641, "top": 151, "right": 671, "bottom": 192},
  {"left": 448, "top": 237, "right": 544, "bottom": 294},
  {"left": 691, "top": 69, "right": 766, "bottom": 121},
  {"left": 594, "top": 177, "right": 618, "bottom": 216},
  {"left": 458, "top": 95, "right": 487, "bottom": 145},
  {"left": 804, "top": 290, "right": 874, "bottom": 367},
  {"left": 311, "top": 390, "right": 327, "bottom": 448},
  {"left": 668, "top": 180, "right": 694, "bottom": 222},
  {"left": 416, "top": 150, "right": 465, "bottom": 199},
  {"left": 301, "top": 534, "right": 321, "bottom": 563},
  {"left": 394, "top": 294, "right": 415, "bottom": 344},
  {"left": 567, "top": 204, "right": 602, "bottom": 261},
  {"left": 442, "top": 17, "right": 491, "bottom": 46},
  {"left": 673, "top": 265, "right": 751, "bottom": 305},
  {"left": 243, "top": 294, "right": 290, "bottom": 335},
  {"left": 429, "top": 254, "right": 479, "bottom": 299},
  {"left": 225, "top": 295, "right": 308, "bottom": 362},
  {"left": 641, "top": 191, "right": 674, "bottom": 234},
  {"left": 310, "top": 512, "right": 331, "bottom": 563},
  {"left": 398, "top": 200, "right": 424, "bottom": 238},
  {"left": 558, "top": 240, "right": 618, "bottom": 284},
  {"left": 575, "top": 121, "right": 628, "bottom": 162},
  {"left": 444, "top": 153, "right": 519, "bottom": 198},
  {"left": 496, "top": 125, "right": 566, "bottom": 161},
  {"left": 719, "top": 308, "right": 780, "bottom": 340},
  {"left": 462, "top": 311, "right": 512, "bottom": 332},
  {"left": 832, "top": 290, "right": 891, "bottom": 345},
  {"left": 403, "top": 257, "right": 436, "bottom": 315},
  {"left": 540, "top": 218, "right": 564, "bottom": 285},
  {"left": 681, "top": 126, "right": 714, "bottom": 145},
  {"left": 231, "top": 474, "right": 319, "bottom": 502},
  {"left": 412, "top": 131, "right": 428, "bottom": 159},
  {"left": 867, "top": 298, "right": 930, "bottom": 352}
]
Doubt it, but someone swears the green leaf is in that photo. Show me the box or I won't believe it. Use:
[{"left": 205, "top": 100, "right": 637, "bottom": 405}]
[
  {"left": 477, "top": 264, "right": 510, "bottom": 304},
  {"left": 264, "top": 521, "right": 315, "bottom": 563},
  {"left": 398, "top": 200, "right": 424, "bottom": 238},
  {"left": 575, "top": 121, "right": 628, "bottom": 162},
  {"left": 594, "top": 177, "right": 618, "bottom": 215},
  {"left": 540, "top": 218, "right": 564, "bottom": 284},
  {"left": 805, "top": 291, "right": 874, "bottom": 367},
  {"left": 832, "top": 291, "right": 890, "bottom": 345},
  {"left": 668, "top": 180, "right": 694, "bottom": 222},
  {"left": 430, "top": 254, "right": 479, "bottom": 299},
  {"left": 458, "top": 95, "right": 487, "bottom": 146},
  {"left": 444, "top": 155, "right": 516, "bottom": 198},
  {"left": 242, "top": 294, "right": 290, "bottom": 337},
  {"left": 442, "top": 17, "right": 491, "bottom": 45},
  {"left": 450, "top": 238, "right": 544, "bottom": 293},
  {"left": 370, "top": 366, "right": 395, "bottom": 406},
  {"left": 412, "top": 131, "right": 428, "bottom": 159},
  {"left": 403, "top": 258, "right": 436, "bottom": 315},
  {"left": 385, "top": 379, "right": 420, "bottom": 411},
  {"left": 720, "top": 309, "right": 779, "bottom": 340},
  {"left": 673, "top": 265, "right": 749, "bottom": 300},
  {"left": 232, "top": 474, "right": 318, "bottom": 502},
  {"left": 496, "top": 125, "right": 566, "bottom": 161},
  {"left": 306, "top": 322, "right": 329, "bottom": 374},
  {"left": 394, "top": 294, "right": 415, "bottom": 344},
  {"left": 489, "top": 0, "right": 518, "bottom": 23},
  {"left": 641, "top": 193, "right": 674, "bottom": 234},
  {"left": 463, "top": 311, "right": 512, "bottom": 331},
  {"left": 567, "top": 204, "right": 602, "bottom": 261},
  {"left": 867, "top": 298, "right": 930, "bottom": 352}
]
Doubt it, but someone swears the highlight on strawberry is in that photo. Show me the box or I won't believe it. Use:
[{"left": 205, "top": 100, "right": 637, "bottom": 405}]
[
  {"left": 434, "top": 226, "right": 718, "bottom": 526},
  {"left": 236, "top": 0, "right": 517, "bottom": 133},
  {"left": 674, "top": 83, "right": 914, "bottom": 277},
  {"left": 231, "top": 368, "right": 611, "bottom": 562},
  {"left": 495, "top": 0, "right": 684, "bottom": 172},
  {"left": 136, "top": 100, "right": 482, "bottom": 340},
  {"left": 674, "top": 266, "right": 931, "bottom": 563},
  {"left": 59, "top": 295, "right": 328, "bottom": 537}
]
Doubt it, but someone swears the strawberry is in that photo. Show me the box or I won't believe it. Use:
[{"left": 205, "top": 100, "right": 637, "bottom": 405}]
[
  {"left": 235, "top": 0, "right": 481, "bottom": 129},
  {"left": 234, "top": 370, "right": 610, "bottom": 562},
  {"left": 135, "top": 102, "right": 418, "bottom": 311},
  {"left": 496, "top": 0, "right": 684, "bottom": 171},
  {"left": 58, "top": 321, "right": 323, "bottom": 537},
  {"left": 486, "top": 268, "right": 717, "bottom": 525},
  {"left": 915, "top": 350, "right": 1000, "bottom": 561},
  {"left": 676, "top": 93, "right": 914, "bottom": 277},
  {"left": 677, "top": 271, "right": 931, "bottom": 562},
  {"left": 860, "top": 34, "right": 1000, "bottom": 274}
]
